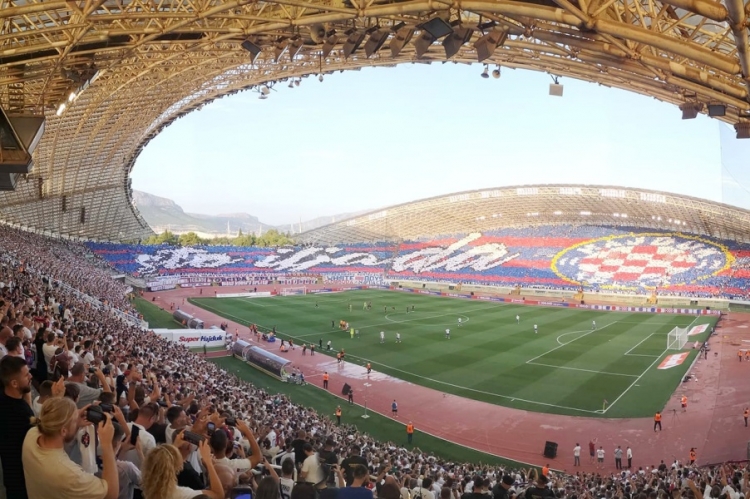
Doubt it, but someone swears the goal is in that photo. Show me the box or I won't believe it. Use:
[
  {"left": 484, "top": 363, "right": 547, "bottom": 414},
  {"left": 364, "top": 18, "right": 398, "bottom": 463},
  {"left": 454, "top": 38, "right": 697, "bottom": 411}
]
[
  {"left": 280, "top": 287, "right": 307, "bottom": 296},
  {"left": 667, "top": 326, "right": 689, "bottom": 350}
]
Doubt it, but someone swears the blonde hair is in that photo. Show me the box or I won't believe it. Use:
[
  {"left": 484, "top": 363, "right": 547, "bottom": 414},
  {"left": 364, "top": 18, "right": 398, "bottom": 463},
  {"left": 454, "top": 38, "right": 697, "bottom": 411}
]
[
  {"left": 32, "top": 397, "right": 77, "bottom": 438},
  {"left": 142, "top": 444, "right": 184, "bottom": 499}
]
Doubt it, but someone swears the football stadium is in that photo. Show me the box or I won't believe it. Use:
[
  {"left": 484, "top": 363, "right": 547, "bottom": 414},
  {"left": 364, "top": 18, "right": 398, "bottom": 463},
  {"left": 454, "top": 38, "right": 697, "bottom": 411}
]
[{"left": 3, "top": 3, "right": 750, "bottom": 499}]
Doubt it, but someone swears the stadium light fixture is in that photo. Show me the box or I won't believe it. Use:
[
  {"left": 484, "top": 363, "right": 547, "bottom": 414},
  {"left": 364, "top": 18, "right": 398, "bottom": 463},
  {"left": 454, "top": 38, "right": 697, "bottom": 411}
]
[
  {"left": 364, "top": 28, "right": 391, "bottom": 57},
  {"left": 418, "top": 16, "right": 453, "bottom": 39},
  {"left": 707, "top": 104, "right": 726, "bottom": 117},
  {"left": 680, "top": 102, "right": 702, "bottom": 120},
  {"left": 481, "top": 65, "right": 489, "bottom": 78},
  {"left": 342, "top": 29, "right": 366, "bottom": 57},
  {"left": 288, "top": 37, "right": 304, "bottom": 60},
  {"left": 322, "top": 32, "right": 339, "bottom": 59},
  {"left": 492, "top": 67, "right": 501, "bottom": 79},
  {"left": 273, "top": 39, "right": 289, "bottom": 62},
  {"left": 413, "top": 31, "right": 436, "bottom": 58},
  {"left": 442, "top": 26, "right": 473, "bottom": 59},
  {"left": 241, "top": 39, "right": 263, "bottom": 63},
  {"left": 735, "top": 122, "right": 750, "bottom": 139},
  {"left": 390, "top": 26, "right": 415, "bottom": 57},
  {"left": 474, "top": 28, "right": 508, "bottom": 62}
]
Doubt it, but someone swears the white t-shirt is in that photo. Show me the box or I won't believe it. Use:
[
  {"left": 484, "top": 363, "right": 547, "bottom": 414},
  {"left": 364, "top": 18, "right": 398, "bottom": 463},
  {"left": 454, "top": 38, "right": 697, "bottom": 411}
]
[
  {"left": 42, "top": 343, "right": 57, "bottom": 371},
  {"left": 121, "top": 423, "right": 156, "bottom": 469},
  {"left": 215, "top": 456, "right": 253, "bottom": 474},
  {"left": 574, "top": 446, "right": 581, "bottom": 457},
  {"left": 169, "top": 485, "right": 204, "bottom": 499},
  {"left": 301, "top": 454, "right": 323, "bottom": 485},
  {"left": 22, "top": 427, "right": 108, "bottom": 499},
  {"left": 597, "top": 449, "right": 605, "bottom": 459},
  {"left": 280, "top": 477, "right": 295, "bottom": 499},
  {"left": 77, "top": 426, "right": 98, "bottom": 474}
]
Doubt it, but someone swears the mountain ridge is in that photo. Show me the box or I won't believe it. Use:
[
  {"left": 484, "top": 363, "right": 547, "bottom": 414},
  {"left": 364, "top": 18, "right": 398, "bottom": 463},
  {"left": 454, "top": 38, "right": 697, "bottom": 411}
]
[{"left": 132, "top": 190, "right": 366, "bottom": 237}]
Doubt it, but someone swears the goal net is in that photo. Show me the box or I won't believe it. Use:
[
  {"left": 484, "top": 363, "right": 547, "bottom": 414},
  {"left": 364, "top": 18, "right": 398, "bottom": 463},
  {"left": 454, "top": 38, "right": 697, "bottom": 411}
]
[
  {"left": 667, "top": 326, "right": 689, "bottom": 350},
  {"left": 280, "top": 287, "right": 307, "bottom": 296}
]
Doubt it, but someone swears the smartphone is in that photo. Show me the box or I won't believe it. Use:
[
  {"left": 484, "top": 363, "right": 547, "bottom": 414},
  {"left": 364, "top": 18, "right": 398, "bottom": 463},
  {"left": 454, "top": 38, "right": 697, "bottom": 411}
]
[
  {"left": 183, "top": 431, "right": 205, "bottom": 445},
  {"left": 207, "top": 422, "right": 216, "bottom": 435},
  {"left": 130, "top": 424, "right": 140, "bottom": 445}
]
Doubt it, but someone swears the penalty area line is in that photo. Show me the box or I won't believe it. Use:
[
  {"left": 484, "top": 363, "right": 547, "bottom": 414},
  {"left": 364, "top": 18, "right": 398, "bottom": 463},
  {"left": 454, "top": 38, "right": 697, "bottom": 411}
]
[{"left": 330, "top": 351, "right": 602, "bottom": 415}]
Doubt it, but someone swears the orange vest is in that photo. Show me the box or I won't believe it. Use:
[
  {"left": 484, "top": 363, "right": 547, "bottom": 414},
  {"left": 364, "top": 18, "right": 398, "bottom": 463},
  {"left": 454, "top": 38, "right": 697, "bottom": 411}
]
[
  {"left": 744, "top": 410, "right": 749, "bottom": 418},
  {"left": 542, "top": 466, "right": 549, "bottom": 477},
  {"left": 336, "top": 408, "right": 342, "bottom": 416},
  {"left": 681, "top": 396, "right": 687, "bottom": 404},
  {"left": 406, "top": 424, "right": 414, "bottom": 434},
  {"left": 655, "top": 413, "right": 661, "bottom": 422},
  {"left": 689, "top": 450, "right": 696, "bottom": 460},
  {"left": 323, "top": 373, "right": 329, "bottom": 381}
]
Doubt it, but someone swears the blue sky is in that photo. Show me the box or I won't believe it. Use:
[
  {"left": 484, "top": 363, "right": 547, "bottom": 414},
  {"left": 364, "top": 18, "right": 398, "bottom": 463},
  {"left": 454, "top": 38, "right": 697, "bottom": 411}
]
[{"left": 131, "top": 63, "right": 748, "bottom": 226}]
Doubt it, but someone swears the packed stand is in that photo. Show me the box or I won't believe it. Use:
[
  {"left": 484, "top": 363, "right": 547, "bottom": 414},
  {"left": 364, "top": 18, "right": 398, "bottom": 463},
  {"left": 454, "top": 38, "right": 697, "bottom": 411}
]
[
  {"left": 0, "top": 226, "right": 749, "bottom": 499},
  {"left": 87, "top": 226, "right": 750, "bottom": 300}
]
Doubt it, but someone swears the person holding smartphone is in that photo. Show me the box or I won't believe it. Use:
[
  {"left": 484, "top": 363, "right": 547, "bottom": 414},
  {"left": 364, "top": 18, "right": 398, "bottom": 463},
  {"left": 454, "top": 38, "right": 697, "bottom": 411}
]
[{"left": 142, "top": 436, "right": 223, "bottom": 499}]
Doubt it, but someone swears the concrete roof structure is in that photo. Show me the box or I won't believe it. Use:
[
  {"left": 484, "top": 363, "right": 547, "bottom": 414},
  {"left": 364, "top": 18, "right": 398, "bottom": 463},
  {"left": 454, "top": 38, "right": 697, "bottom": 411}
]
[
  {"left": 0, "top": 1, "right": 749, "bottom": 240},
  {"left": 297, "top": 184, "right": 750, "bottom": 244}
]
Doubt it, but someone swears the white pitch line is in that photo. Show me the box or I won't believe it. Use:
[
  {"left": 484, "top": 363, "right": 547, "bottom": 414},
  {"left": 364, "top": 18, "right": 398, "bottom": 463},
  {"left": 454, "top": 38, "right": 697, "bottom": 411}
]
[
  {"left": 603, "top": 315, "right": 703, "bottom": 413},
  {"left": 528, "top": 322, "right": 619, "bottom": 364},
  {"left": 624, "top": 333, "right": 655, "bottom": 355},
  {"left": 327, "top": 351, "right": 603, "bottom": 415},
  {"left": 527, "top": 361, "right": 639, "bottom": 378},
  {"left": 602, "top": 349, "right": 666, "bottom": 413}
]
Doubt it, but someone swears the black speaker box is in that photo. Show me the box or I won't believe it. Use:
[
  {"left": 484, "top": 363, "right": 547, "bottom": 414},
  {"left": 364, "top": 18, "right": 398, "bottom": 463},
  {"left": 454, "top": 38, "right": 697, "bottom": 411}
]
[
  {"left": 543, "top": 441, "right": 558, "bottom": 459},
  {"left": 342, "top": 383, "right": 351, "bottom": 395}
]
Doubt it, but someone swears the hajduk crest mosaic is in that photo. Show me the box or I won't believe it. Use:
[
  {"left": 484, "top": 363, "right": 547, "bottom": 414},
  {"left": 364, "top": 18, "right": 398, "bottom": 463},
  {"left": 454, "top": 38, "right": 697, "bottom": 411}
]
[{"left": 551, "top": 234, "right": 732, "bottom": 288}]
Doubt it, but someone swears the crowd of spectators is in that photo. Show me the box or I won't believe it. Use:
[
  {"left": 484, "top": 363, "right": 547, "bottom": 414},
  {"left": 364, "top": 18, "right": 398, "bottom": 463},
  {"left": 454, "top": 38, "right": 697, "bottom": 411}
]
[{"left": 0, "top": 225, "right": 749, "bottom": 499}]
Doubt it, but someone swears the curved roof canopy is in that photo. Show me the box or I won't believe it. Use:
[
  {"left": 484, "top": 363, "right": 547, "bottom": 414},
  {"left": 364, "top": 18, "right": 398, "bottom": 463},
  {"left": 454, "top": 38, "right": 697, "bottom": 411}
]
[
  {"left": 297, "top": 185, "right": 750, "bottom": 244},
  {"left": 0, "top": 0, "right": 749, "bottom": 241}
]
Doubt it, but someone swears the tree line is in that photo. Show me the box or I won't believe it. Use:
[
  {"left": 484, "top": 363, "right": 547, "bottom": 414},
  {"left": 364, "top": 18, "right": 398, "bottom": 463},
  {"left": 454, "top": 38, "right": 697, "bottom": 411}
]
[{"left": 142, "top": 229, "right": 295, "bottom": 247}]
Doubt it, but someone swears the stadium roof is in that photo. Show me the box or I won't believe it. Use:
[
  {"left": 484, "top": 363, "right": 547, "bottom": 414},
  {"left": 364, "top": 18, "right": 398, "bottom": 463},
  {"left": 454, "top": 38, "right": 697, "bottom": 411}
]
[
  {"left": 297, "top": 184, "right": 750, "bottom": 244},
  {"left": 1, "top": 1, "right": 750, "bottom": 241}
]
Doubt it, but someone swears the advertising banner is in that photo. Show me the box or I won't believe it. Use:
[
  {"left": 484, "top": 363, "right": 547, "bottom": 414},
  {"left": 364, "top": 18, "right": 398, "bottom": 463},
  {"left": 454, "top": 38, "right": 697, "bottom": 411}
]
[{"left": 152, "top": 329, "right": 226, "bottom": 348}]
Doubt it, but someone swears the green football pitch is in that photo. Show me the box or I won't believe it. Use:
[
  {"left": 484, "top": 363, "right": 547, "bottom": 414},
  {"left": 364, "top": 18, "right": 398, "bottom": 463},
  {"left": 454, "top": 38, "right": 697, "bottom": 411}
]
[{"left": 190, "top": 289, "right": 715, "bottom": 418}]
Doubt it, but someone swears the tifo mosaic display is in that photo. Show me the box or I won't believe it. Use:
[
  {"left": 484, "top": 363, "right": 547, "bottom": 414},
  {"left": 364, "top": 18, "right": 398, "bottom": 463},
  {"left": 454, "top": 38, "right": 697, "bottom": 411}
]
[{"left": 88, "top": 225, "right": 750, "bottom": 299}]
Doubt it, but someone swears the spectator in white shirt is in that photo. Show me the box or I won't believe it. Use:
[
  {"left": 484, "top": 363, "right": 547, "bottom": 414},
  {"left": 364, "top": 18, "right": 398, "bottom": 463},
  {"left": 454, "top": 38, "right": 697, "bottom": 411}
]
[
  {"left": 121, "top": 402, "right": 159, "bottom": 470},
  {"left": 141, "top": 439, "right": 223, "bottom": 499},
  {"left": 22, "top": 396, "right": 119, "bottom": 499},
  {"left": 300, "top": 443, "right": 324, "bottom": 486}
]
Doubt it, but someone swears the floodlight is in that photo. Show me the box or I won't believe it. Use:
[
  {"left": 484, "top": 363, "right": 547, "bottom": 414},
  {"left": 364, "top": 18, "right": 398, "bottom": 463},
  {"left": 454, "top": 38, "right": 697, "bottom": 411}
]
[
  {"left": 474, "top": 28, "right": 508, "bottom": 62},
  {"left": 735, "top": 122, "right": 750, "bottom": 139},
  {"left": 364, "top": 29, "right": 390, "bottom": 57},
  {"left": 480, "top": 65, "right": 489, "bottom": 78},
  {"left": 288, "top": 38, "right": 304, "bottom": 60},
  {"left": 322, "top": 33, "right": 338, "bottom": 58},
  {"left": 318, "top": 74, "right": 324, "bottom": 82},
  {"left": 492, "top": 67, "right": 501, "bottom": 78},
  {"left": 342, "top": 29, "right": 366, "bottom": 57},
  {"left": 418, "top": 16, "right": 453, "bottom": 39},
  {"left": 413, "top": 32, "right": 435, "bottom": 58},
  {"left": 707, "top": 104, "right": 726, "bottom": 117},
  {"left": 549, "top": 83, "right": 563, "bottom": 96},
  {"left": 680, "top": 102, "right": 702, "bottom": 120},
  {"left": 274, "top": 40, "right": 289, "bottom": 62},
  {"left": 390, "top": 26, "right": 415, "bottom": 57},
  {"left": 442, "top": 27, "right": 473, "bottom": 59},
  {"left": 241, "top": 39, "right": 262, "bottom": 63}
]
